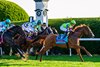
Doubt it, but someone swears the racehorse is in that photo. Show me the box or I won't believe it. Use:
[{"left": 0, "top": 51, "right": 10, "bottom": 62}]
[
  {"left": 25, "top": 26, "right": 58, "bottom": 58},
  {"left": 37, "top": 24, "right": 95, "bottom": 62},
  {"left": 26, "top": 26, "right": 54, "bottom": 52},
  {"left": 0, "top": 25, "right": 28, "bottom": 61}
]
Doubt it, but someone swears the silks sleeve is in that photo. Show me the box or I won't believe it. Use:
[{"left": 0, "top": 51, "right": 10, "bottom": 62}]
[{"left": 69, "top": 28, "right": 72, "bottom": 31}]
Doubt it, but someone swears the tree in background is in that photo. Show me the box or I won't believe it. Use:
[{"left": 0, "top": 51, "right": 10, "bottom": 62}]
[{"left": 0, "top": 0, "right": 29, "bottom": 21}]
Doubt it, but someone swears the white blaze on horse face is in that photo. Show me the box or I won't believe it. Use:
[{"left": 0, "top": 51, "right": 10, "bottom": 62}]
[{"left": 88, "top": 26, "right": 95, "bottom": 37}]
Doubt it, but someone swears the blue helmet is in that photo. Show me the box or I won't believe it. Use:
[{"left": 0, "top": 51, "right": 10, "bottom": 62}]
[{"left": 5, "top": 19, "right": 11, "bottom": 24}]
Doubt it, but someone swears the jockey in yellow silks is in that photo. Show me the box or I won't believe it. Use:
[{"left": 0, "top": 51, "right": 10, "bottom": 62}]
[{"left": 60, "top": 20, "right": 76, "bottom": 38}]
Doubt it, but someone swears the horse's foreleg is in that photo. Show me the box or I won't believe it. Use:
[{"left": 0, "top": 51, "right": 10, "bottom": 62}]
[
  {"left": 9, "top": 47, "right": 13, "bottom": 56},
  {"left": 12, "top": 45, "right": 28, "bottom": 61},
  {"left": 5, "top": 36, "right": 27, "bottom": 61},
  {"left": 38, "top": 45, "right": 52, "bottom": 62},
  {"left": 40, "top": 54, "right": 42, "bottom": 62},
  {"left": 35, "top": 54, "right": 39, "bottom": 60},
  {"left": 76, "top": 48, "right": 84, "bottom": 62},
  {"left": 38, "top": 45, "right": 45, "bottom": 62},
  {"left": 80, "top": 46, "right": 92, "bottom": 57}
]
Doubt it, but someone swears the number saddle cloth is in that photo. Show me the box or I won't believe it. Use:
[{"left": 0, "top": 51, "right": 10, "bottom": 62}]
[{"left": 56, "top": 34, "right": 68, "bottom": 44}]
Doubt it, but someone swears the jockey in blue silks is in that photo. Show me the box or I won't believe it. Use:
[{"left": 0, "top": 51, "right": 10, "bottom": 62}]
[
  {"left": 0, "top": 19, "right": 13, "bottom": 43},
  {"left": 0, "top": 19, "right": 12, "bottom": 33}
]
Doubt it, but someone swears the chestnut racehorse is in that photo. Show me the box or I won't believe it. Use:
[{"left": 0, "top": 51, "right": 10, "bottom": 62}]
[{"left": 37, "top": 24, "right": 95, "bottom": 62}]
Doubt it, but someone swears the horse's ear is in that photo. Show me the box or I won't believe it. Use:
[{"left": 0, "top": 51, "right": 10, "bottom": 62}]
[
  {"left": 80, "top": 24, "right": 83, "bottom": 27},
  {"left": 82, "top": 24, "right": 86, "bottom": 26}
]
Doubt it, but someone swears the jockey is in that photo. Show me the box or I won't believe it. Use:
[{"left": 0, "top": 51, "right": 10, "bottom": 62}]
[
  {"left": 36, "top": 20, "right": 42, "bottom": 33},
  {"left": 22, "top": 21, "right": 37, "bottom": 34},
  {"left": 22, "top": 20, "right": 37, "bottom": 39},
  {"left": 0, "top": 19, "right": 12, "bottom": 43},
  {"left": 0, "top": 19, "right": 12, "bottom": 33},
  {"left": 34, "top": 24, "right": 38, "bottom": 33},
  {"left": 60, "top": 20, "right": 76, "bottom": 38},
  {"left": 28, "top": 20, "right": 37, "bottom": 28},
  {"left": 41, "top": 23, "right": 47, "bottom": 30}
]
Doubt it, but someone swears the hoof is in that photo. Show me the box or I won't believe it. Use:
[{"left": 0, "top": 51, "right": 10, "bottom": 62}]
[
  {"left": 36, "top": 52, "right": 39, "bottom": 55},
  {"left": 15, "top": 53, "right": 20, "bottom": 57},
  {"left": 82, "top": 60, "right": 84, "bottom": 62},
  {"left": 23, "top": 53, "right": 29, "bottom": 60},
  {"left": 21, "top": 57, "right": 27, "bottom": 62},
  {"left": 89, "top": 54, "right": 92, "bottom": 57}
]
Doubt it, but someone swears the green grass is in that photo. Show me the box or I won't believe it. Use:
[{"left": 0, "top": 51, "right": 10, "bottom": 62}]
[{"left": 0, "top": 55, "right": 100, "bottom": 67}]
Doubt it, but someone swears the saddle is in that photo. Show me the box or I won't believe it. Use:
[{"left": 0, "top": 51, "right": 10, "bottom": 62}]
[{"left": 56, "top": 34, "right": 68, "bottom": 44}]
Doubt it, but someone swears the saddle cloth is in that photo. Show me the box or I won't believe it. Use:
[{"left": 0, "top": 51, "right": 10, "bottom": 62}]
[{"left": 56, "top": 34, "right": 68, "bottom": 44}]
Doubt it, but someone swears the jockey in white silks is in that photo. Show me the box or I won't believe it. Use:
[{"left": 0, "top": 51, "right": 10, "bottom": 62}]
[{"left": 22, "top": 21, "right": 38, "bottom": 37}]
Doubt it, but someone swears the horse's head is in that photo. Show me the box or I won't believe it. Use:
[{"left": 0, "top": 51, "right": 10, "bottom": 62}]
[
  {"left": 51, "top": 27, "right": 58, "bottom": 34},
  {"left": 44, "top": 27, "right": 53, "bottom": 35},
  {"left": 82, "top": 24, "right": 95, "bottom": 38},
  {"left": 73, "top": 24, "right": 95, "bottom": 38}
]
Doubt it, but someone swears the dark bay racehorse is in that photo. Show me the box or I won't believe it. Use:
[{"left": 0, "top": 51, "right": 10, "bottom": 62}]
[
  {"left": 0, "top": 25, "right": 28, "bottom": 61},
  {"left": 12, "top": 26, "right": 58, "bottom": 58},
  {"left": 37, "top": 24, "right": 95, "bottom": 62}
]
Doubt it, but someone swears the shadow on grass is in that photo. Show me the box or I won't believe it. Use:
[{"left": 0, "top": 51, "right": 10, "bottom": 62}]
[
  {"left": 31, "top": 55, "right": 100, "bottom": 62},
  {"left": 0, "top": 63, "right": 32, "bottom": 66},
  {"left": 0, "top": 55, "right": 20, "bottom": 60},
  {"left": 0, "top": 55, "right": 100, "bottom": 62}
]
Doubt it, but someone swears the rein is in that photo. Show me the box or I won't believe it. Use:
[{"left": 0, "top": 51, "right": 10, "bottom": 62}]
[{"left": 31, "top": 27, "right": 48, "bottom": 43}]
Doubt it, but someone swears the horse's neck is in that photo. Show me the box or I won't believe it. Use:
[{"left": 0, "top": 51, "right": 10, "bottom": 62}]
[
  {"left": 12, "top": 26, "right": 25, "bottom": 37},
  {"left": 53, "top": 29, "right": 58, "bottom": 34},
  {"left": 46, "top": 27, "right": 53, "bottom": 34},
  {"left": 69, "top": 28, "right": 83, "bottom": 38}
]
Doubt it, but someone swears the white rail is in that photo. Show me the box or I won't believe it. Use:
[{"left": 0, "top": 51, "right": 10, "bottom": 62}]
[
  {"left": 69, "top": 38, "right": 100, "bottom": 56},
  {"left": 80, "top": 38, "right": 100, "bottom": 41}
]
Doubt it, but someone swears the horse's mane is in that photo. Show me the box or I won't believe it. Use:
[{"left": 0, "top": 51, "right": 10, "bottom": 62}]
[
  {"left": 8, "top": 25, "right": 21, "bottom": 30},
  {"left": 73, "top": 24, "right": 87, "bottom": 32}
]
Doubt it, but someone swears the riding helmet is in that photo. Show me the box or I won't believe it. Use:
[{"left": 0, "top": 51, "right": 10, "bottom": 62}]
[
  {"left": 37, "top": 20, "right": 41, "bottom": 25},
  {"left": 70, "top": 20, "right": 76, "bottom": 25},
  {"left": 5, "top": 19, "right": 11, "bottom": 24}
]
